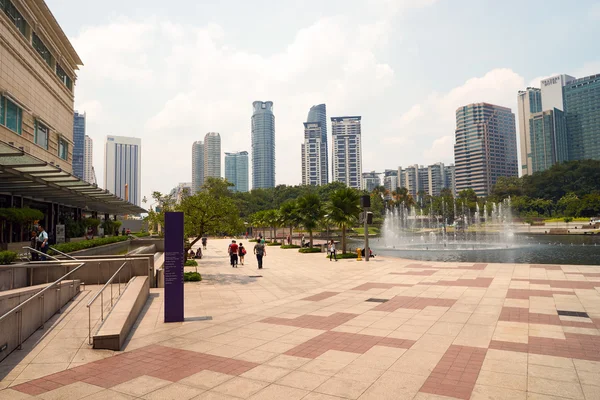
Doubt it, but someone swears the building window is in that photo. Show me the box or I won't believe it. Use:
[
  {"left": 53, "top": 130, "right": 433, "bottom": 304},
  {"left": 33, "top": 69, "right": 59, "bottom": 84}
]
[
  {"left": 55, "top": 63, "right": 73, "bottom": 90},
  {"left": 1, "top": 95, "right": 23, "bottom": 134},
  {"left": 34, "top": 120, "right": 49, "bottom": 149},
  {"left": 32, "top": 32, "right": 52, "bottom": 67},
  {"left": 58, "top": 138, "right": 68, "bottom": 160},
  {"left": 2, "top": 0, "right": 28, "bottom": 37}
]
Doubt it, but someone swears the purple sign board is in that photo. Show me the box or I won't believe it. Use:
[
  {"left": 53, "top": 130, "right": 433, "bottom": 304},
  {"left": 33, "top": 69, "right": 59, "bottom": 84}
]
[{"left": 164, "top": 212, "right": 184, "bottom": 322}]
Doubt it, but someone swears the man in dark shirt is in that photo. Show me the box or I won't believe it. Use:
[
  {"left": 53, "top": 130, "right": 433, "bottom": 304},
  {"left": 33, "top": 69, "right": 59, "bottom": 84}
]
[
  {"left": 253, "top": 240, "right": 266, "bottom": 269},
  {"left": 228, "top": 240, "right": 239, "bottom": 268}
]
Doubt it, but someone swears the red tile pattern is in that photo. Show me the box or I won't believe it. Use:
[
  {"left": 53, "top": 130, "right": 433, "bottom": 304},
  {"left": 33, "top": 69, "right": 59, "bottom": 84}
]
[
  {"left": 390, "top": 270, "right": 437, "bottom": 276},
  {"left": 351, "top": 282, "right": 413, "bottom": 291},
  {"left": 12, "top": 345, "right": 258, "bottom": 396},
  {"left": 373, "top": 296, "right": 456, "bottom": 312},
  {"left": 531, "top": 264, "right": 563, "bottom": 270},
  {"left": 284, "top": 330, "right": 415, "bottom": 358},
  {"left": 490, "top": 332, "right": 600, "bottom": 361},
  {"left": 499, "top": 307, "right": 599, "bottom": 328},
  {"left": 506, "top": 289, "right": 561, "bottom": 299},
  {"left": 427, "top": 277, "right": 494, "bottom": 288},
  {"left": 567, "top": 272, "right": 600, "bottom": 277},
  {"left": 419, "top": 345, "right": 487, "bottom": 400},
  {"left": 261, "top": 312, "right": 357, "bottom": 330},
  {"left": 301, "top": 292, "right": 340, "bottom": 301},
  {"left": 405, "top": 263, "right": 435, "bottom": 268},
  {"left": 512, "top": 278, "right": 600, "bottom": 289}
]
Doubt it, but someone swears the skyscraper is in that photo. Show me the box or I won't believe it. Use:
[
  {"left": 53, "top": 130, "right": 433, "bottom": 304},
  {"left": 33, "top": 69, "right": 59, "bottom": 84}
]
[
  {"left": 540, "top": 74, "right": 576, "bottom": 111},
  {"left": 104, "top": 135, "right": 142, "bottom": 206},
  {"left": 306, "top": 104, "right": 328, "bottom": 182},
  {"left": 529, "top": 109, "right": 568, "bottom": 173},
  {"left": 191, "top": 141, "right": 204, "bottom": 193},
  {"left": 564, "top": 74, "right": 600, "bottom": 161},
  {"left": 301, "top": 122, "right": 327, "bottom": 186},
  {"left": 331, "top": 116, "right": 362, "bottom": 189},
  {"left": 73, "top": 111, "right": 86, "bottom": 179},
  {"left": 83, "top": 135, "right": 93, "bottom": 184},
  {"left": 362, "top": 171, "right": 380, "bottom": 192},
  {"left": 454, "top": 103, "right": 518, "bottom": 197},
  {"left": 225, "top": 151, "right": 249, "bottom": 193},
  {"left": 517, "top": 88, "right": 542, "bottom": 175},
  {"left": 252, "top": 101, "right": 275, "bottom": 189},
  {"left": 403, "top": 165, "right": 420, "bottom": 198},
  {"left": 203, "top": 132, "right": 221, "bottom": 179}
]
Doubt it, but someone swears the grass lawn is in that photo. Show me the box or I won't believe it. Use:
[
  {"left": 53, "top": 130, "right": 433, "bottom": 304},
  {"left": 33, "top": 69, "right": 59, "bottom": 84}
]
[
  {"left": 353, "top": 227, "right": 380, "bottom": 235},
  {"left": 543, "top": 217, "right": 590, "bottom": 223}
]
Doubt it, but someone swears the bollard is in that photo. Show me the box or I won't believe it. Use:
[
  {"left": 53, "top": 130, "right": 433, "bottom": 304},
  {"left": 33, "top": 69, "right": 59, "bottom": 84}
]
[{"left": 356, "top": 248, "right": 362, "bottom": 261}]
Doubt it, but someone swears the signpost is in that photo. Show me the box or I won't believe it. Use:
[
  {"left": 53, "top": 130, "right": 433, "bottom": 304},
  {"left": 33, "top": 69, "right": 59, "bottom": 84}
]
[{"left": 164, "top": 212, "right": 184, "bottom": 322}]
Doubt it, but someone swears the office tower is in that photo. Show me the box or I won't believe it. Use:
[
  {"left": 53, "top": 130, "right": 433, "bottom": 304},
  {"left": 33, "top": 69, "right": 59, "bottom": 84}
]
[
  {"left": 564, "top": 74, "right": 600, "bottom": 161},
  {"left": 104, "top": 135, "right": 142, "bottom": 205},
  {"left": 72, "top": 111, "right": 86, "bottom": 179},
  {"left": 83, "top": 135, "right": 93, "bottom": 183},
  {"left": 517, "top": 88, "right": 542, "bottom": 175},
  {"left": 444, "top": 164, "right": 456, "bottom": 195},
  {"left": 301, "top": 122, "right": 327, "bottom": 186},
  {"left": 529, "top": 109, "right": 568, "bottom": 173},
  {"left": 252, "top": 101, "right": 275, "bottom": 189},
  {"left": 203, "top": 132, "right": 221, "bottom": 179},
  {"left": 454, "top": 103, "right": 518, "bottom": 197},
  {"left": 362, "top": 171, "right": 380, "bottom": 192},
  {"left": 331, "top": 116, "right": 362, "bottom": 189},
  {"left": 383, "top": 170, "right": 398, "bottom": 194},
  {"left": 306, "top": 104, "right": 328, "bottom": 182},
  {"left": 540, "top": 74, "right": 576, "bottom": 111},
  {"left": 224, "top": 151, "right": 249, "bottom": 193},
  {"left": 191, "top": 141, "right": 204, "bottom": 193}
]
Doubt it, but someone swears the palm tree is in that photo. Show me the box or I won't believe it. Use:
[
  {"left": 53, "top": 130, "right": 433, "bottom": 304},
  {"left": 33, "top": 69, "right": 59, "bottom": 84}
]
[
  {"left": 326, "top": 187, "right": 361, "bottom": 253},
  {"left": 296, "top": 193, "right": 323, "bottom": 247},
  {"left": 279, "top": 200, "right": 298, "bottom": 244},
  {"left": 264, "top": 209, "right": 280, "bottom": 242}
]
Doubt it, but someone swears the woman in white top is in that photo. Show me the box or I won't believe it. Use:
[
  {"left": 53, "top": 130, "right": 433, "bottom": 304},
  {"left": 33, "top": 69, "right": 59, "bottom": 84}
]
[{"left": 329, "top": 240, "right": 337, "bottom": 261}]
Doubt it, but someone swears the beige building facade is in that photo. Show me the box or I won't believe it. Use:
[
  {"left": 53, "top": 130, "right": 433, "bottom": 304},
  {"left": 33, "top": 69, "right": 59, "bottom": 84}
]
[{"left": 0, "top": 0, "right": 82, "bottom": 172}]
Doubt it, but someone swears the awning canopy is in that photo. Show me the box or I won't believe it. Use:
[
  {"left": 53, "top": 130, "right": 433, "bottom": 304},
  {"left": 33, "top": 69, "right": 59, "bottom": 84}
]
[{"left": 0, "top": 140, "right": 146, "bottom": 215}]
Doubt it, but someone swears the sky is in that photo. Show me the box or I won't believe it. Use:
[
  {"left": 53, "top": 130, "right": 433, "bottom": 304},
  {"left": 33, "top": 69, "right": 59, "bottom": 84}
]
[{"left": 46, "top": 0, "right": 600, "bottom": 205}]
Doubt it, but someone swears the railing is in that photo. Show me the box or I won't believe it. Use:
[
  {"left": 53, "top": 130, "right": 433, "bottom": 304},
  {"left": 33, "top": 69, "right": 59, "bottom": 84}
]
[
  {"left": 0, "top": 261, "right": 85, "bottom": 350},
  {"left": 48, "top": 246, "right": 78, "bottom": 260},
  {"left": 22, "top": 246, "right": 61, "bottom": 262},
  {"left": 86, "top": 261, "right": 132, "bottom": 345}
]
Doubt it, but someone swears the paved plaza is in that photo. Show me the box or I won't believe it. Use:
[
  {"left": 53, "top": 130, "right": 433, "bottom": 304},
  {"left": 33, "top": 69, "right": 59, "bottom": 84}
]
[{"left": 1, "top": 239, "right": 600, "bottom": 399}]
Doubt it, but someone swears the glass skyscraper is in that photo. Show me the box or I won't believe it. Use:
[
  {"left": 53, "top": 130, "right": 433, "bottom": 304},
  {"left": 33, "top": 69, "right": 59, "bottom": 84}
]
[
  {"left": 251, "top": 101, "right": 275, "bottom": 189},
  {"left": 225, "top": 151, "right": 249, "bottom": 193},
  {"left": 73, "top": 111, "right": 86, "bottom": 179},
  {"left": 306, "top": 104, "right": 328, "bottom": 183},
  {"left": 517, "top": 88, "right": 542, "bottom": 175},
  {"left": 564, "top": 74, "right": 600, "bottom": 161},
  {"left": 454, "top": 103, "right": 518, "bottom": 197},
  {"left": 191, "top": 141, "right": 204, "bottom": 193},
  {"left": 529, "top": 108, "right": 568, "bottom": 173}
]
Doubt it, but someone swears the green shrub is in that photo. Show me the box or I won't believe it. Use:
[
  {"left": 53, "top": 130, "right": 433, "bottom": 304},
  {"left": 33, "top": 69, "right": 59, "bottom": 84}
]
[
  {"left": 49, "top": 236, "right": 129, "bottom": 255},
  {"left": 299, "top": 247, "right": 322, "bottom": 253},
  {"left": 84, "top": 218, "right": 101, "bottom": 228},
  {"left": 0, "top": 207, "right": 44, "bottom": 223},
  {"left": 185, "top": 259, "right": 198, "bottom": 267},
  {"left": 281, "top": 244, "right": 301, "bottom": 249},
  {"left": 133, "top": 232, "right": 150, "bottom": 237},
  {"left": 0, "top": 251, "right": 17, "bottom": 265},
  {"left": 325, "top": 252, "right": 358, "bottom": 259},
  {"left": 266, "top": 241, "right": 282, "bottom": 246},
  {"left": 249, "top": 239, "right": 259, "bottom": 242},
  {"left": 184, "top": 272, "right": 202, "bottom": 282}
]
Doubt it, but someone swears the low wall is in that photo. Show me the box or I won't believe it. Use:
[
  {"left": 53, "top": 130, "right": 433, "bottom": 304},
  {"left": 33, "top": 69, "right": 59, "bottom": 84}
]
[
  {"left": 0, "top": 267, "right": 27, "bottom": 292},
  {"left": 0, "top": 280, "right": 80, "bottom": 363}
]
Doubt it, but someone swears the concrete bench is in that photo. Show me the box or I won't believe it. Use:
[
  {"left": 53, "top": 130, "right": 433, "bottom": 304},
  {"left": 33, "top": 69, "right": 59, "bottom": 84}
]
[{"left": 92, "top": 276, "right": 149, "bottom": 351}]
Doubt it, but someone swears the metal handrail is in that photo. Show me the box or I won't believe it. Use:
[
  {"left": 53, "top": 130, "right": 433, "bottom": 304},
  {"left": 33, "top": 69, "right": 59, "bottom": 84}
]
[
  {"left": 86, "top": 261, "right": 132, "bottom": 344},
  {"left": 48, "top": 246, "right": 78, "bottom": 260},
  {"left": 22, "top": 246, "right": 60, "bottom": 261},
  {"left": 0, "top": 261, "right": 86, "bottom": 349}
]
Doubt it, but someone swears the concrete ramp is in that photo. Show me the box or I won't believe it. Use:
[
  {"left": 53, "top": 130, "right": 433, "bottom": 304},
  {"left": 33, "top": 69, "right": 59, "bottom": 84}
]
[{"left": 93, "top": 276, "right": 149, "bottom": 351}]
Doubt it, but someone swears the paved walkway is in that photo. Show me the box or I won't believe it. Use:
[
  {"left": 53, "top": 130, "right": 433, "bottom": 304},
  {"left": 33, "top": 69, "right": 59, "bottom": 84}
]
[{"left": 1, "top": 239, "right": 599, "bottom": 399}]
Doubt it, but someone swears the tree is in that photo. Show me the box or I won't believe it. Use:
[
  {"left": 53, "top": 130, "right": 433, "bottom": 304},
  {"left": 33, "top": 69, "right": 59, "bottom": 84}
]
[
  {"left": 279, "top": 200, "right": 298, "bottom": 242},
  {"left": 146, "top": 191, "right": 175, "bottom": 235},
  {"left": 202, "top": 177, "right": 234, "bottom": 198},
  {"left": 326, "top": 187, "right": 361, "bottom": 253},
  {"left": 263, "top": 209, "right": 280, "bottom": 242},
  {"left": 296, "top": 193, "right": 323, "bottom": 247},
  {"left": 178, "top": 192, "right": 243, "bottom": 257}
]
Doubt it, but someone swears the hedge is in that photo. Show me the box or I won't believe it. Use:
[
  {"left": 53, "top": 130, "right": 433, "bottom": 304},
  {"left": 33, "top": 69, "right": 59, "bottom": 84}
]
[
  {"left": 281, "top": 244, "right": 301, "bottom": 249},
  {"left": 266, "top": 241, "right": 282, "bottom": 246},
  {"left": 185, "top": 259, "right": 198, "bottom": 267},
  {"left": 184, "top": 272, "right": 202, "bottom": 282},
  {"left": 133, "top": 232, "right": 150, "bottom": 237},
  {"left": 49, "top": 236, "right": 130, "bottom": 254},
  {"left": 325, "top": 252, "right": 358, "bottom": 259},
  {"left": 298, "top": 247, "right": 322, "bottom": 253},
  {"left": 0, "top": 251, "right": 17, "bottom": 265}
]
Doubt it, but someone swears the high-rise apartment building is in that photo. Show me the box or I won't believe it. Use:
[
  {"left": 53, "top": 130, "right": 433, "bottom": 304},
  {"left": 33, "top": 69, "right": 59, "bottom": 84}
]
[
  {"left": 83, "top": 135, "right": 93, "bottom": 183},
  {"left": 104, "top": 135, "right": 142, "bottom": 206},
  {"left": 454, "top": 103, "right": 518, "bottom": 197},
  {"left": 564, "top": 74, "right": 600, "bottom": 161},
  {"left": 331, "top": 116, "right": 362, "bottom": 189},
  {"left": 396, "top": 166, "right": 405, "bottom": 189},
  {"left": 73, "top": 111, "right": 86, "bottom": 179},
  {"left": 224, "top": 151, "right": 249, "bottom": 193},
  {"left": 403, "top": 165, "right": 420, "bottom": 198},
  {"left": 203, "top": 132, "right": 221, "bottom": 179},
  {"left": 396, "top": 163, "right": 455, "bottom": 197},
  {"left": 529, "top": 109, "right": 568, "bottom": 173},
  {"left": 301, "top": 122, "right": 327, "bottom": 186},
  {"left": 252, "top": 101, "right": 275, "bottom": 189},
  {"left": 362, "top": 171, "right": 380, "bottom": 192},
  {"left": 383, "top": 170, "right": 398, "bottom": 194},
  {"left": 306, "top": 104, "right": 328, "bottom": 183},
  {"left": 444, "top": 165, "right": 456, "bottom": 195},
  {"left": 191, "top": 141, "right": 204, "bottom": 193},
  {"left": 517, "top": 88, "right": 542, "bottom": 175},
  {"left": 169, "top": 182, "right": 192, "bottom": 204}
]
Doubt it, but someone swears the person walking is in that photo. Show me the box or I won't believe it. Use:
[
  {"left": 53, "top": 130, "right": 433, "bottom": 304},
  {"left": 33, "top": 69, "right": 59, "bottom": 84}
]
[
  {"left": 202, "top": 237, "right": 207, "bottom": 250},
  {"left": 301, "top": 234, "right": 306, "bottom": 248},
  {"left": 37, "top": 225, "right": 49, "bottom": 261},
  {"left": 329, "top": 240, "right": 337, "bottom": 261},
  {"left": 253, "top": 240, "right": 266, "bottom": 269},
  {"left": 238, "top": 243, "right": 246, "bottom": 265},
  {"left": 228, "top": 240, "right": 239, "bottom": 268},
  {"left": 30, "top": 230, "right": 39, "bottom": 261}
]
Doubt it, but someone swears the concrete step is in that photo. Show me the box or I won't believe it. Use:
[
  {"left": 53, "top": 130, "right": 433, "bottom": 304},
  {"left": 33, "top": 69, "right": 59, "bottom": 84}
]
[{"left": 92, "top": 276, "right": 149, "bottom": 351}]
